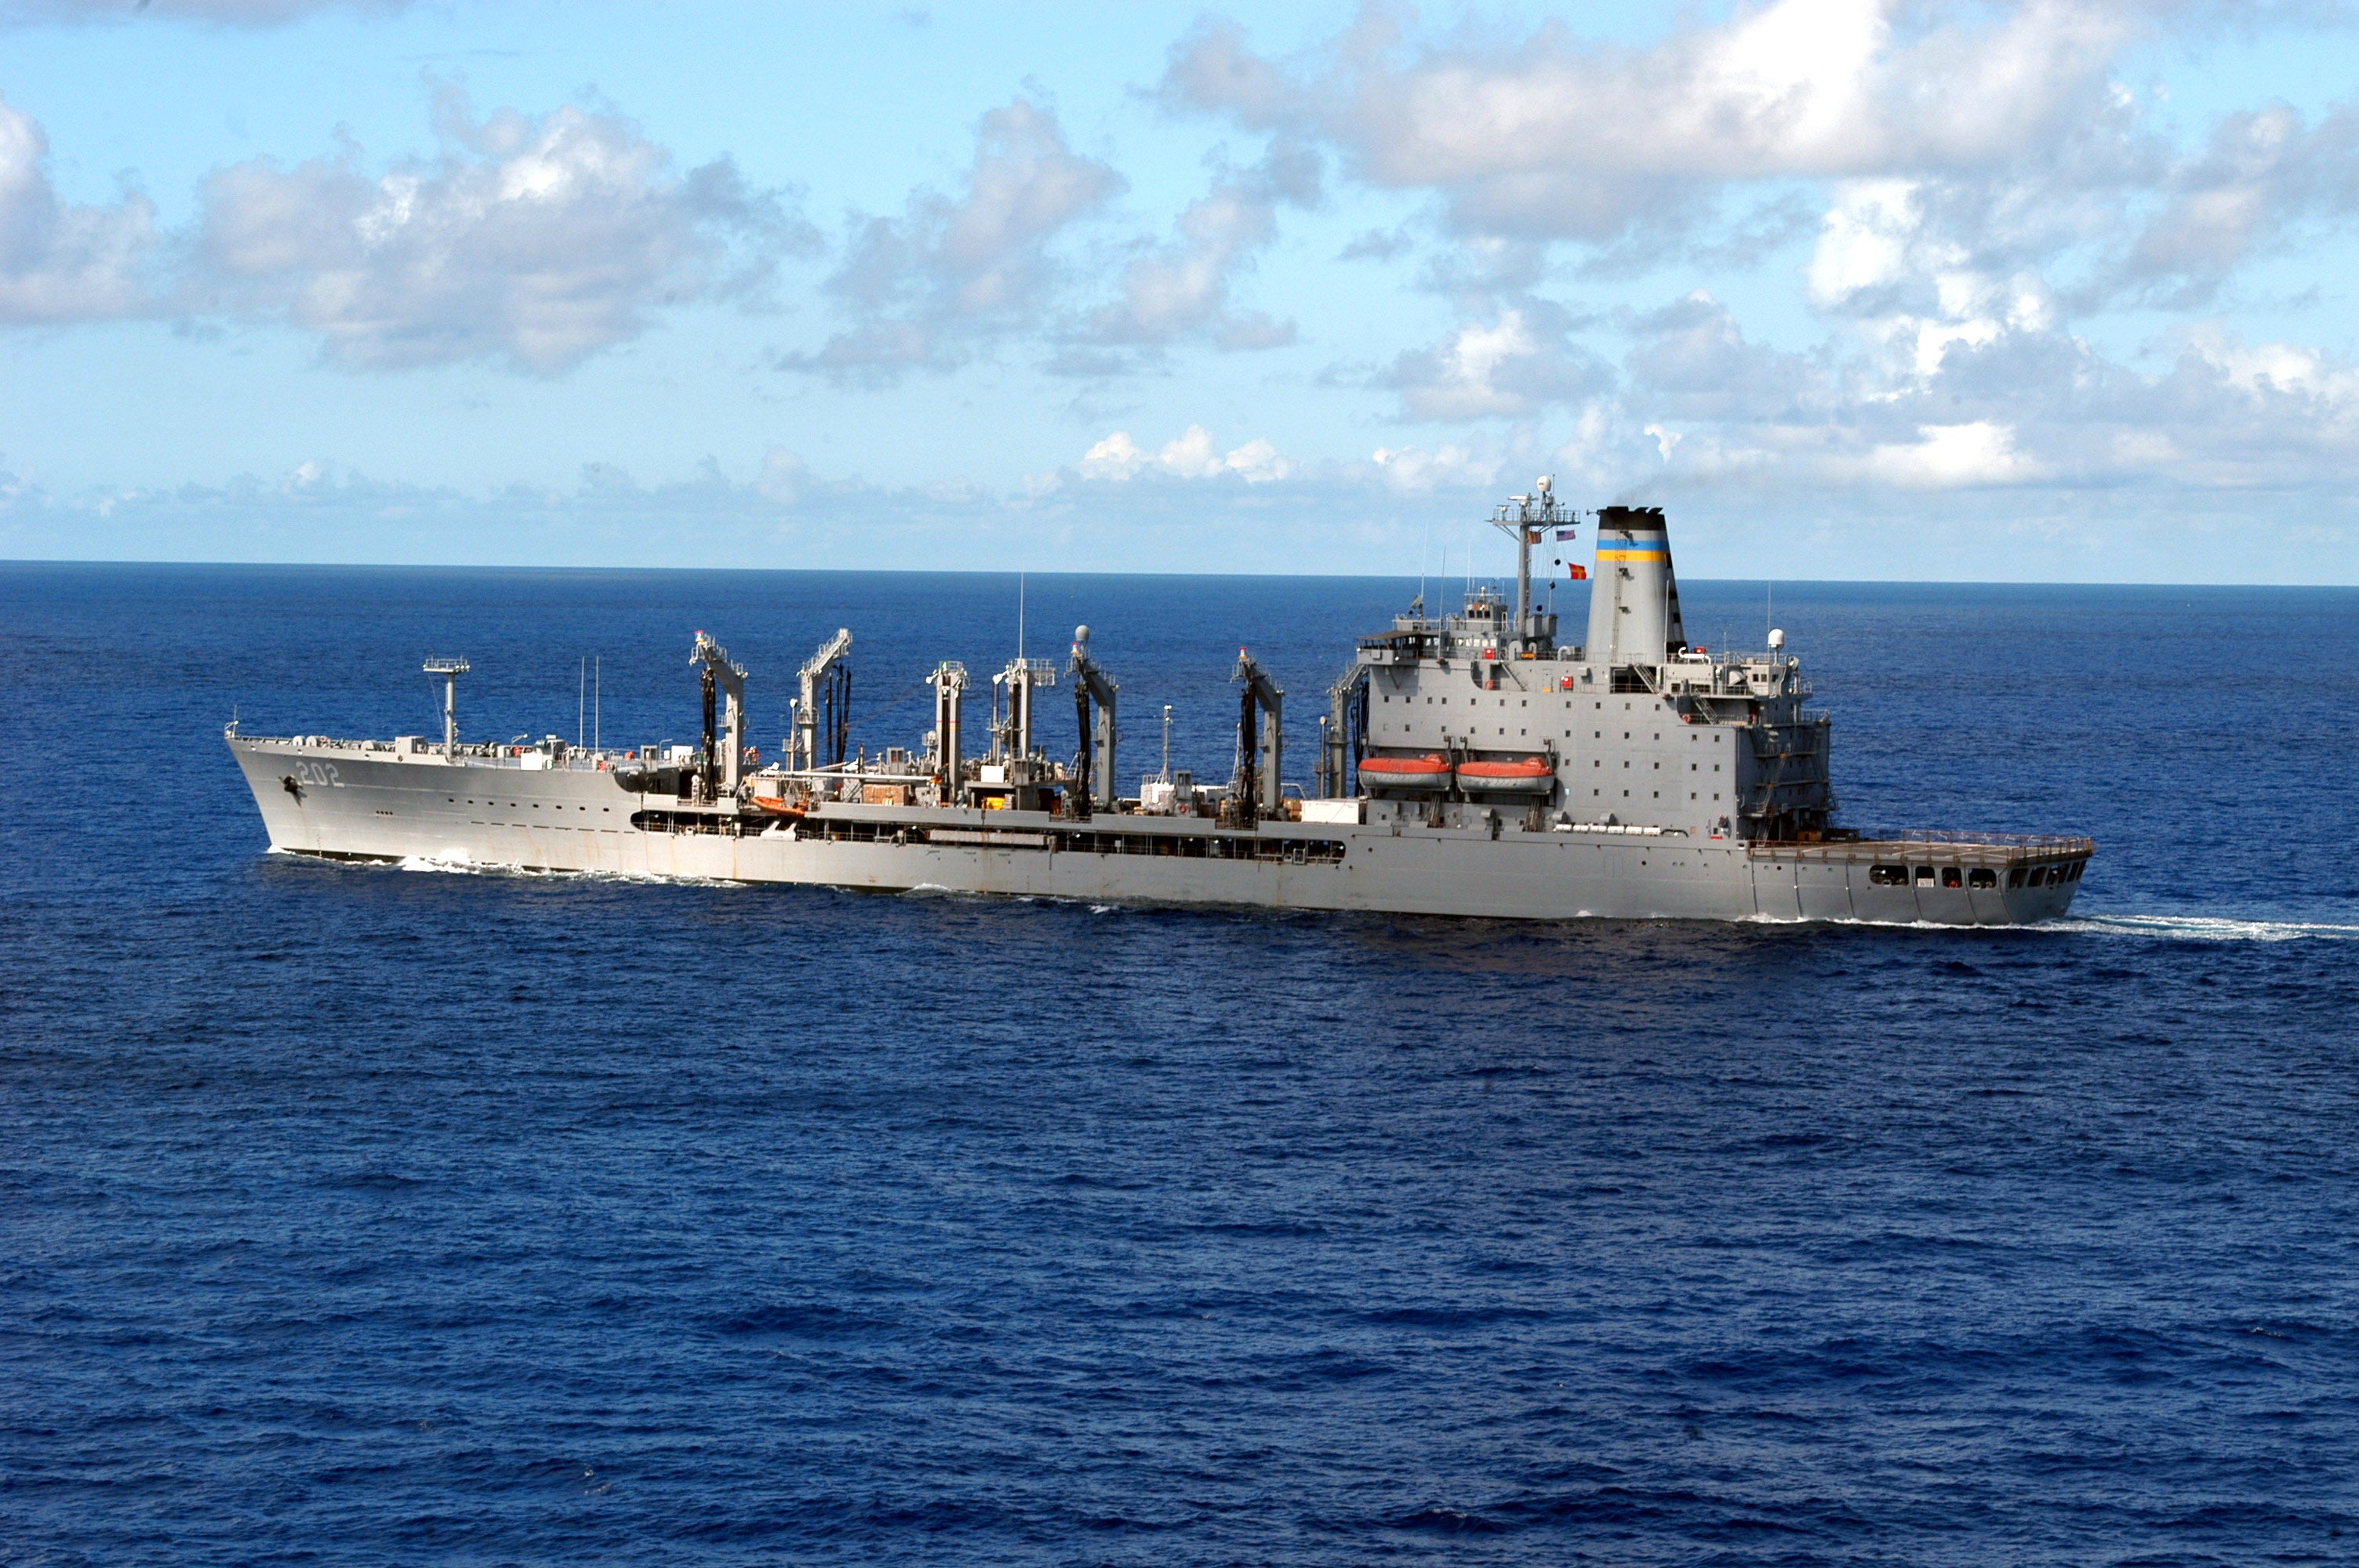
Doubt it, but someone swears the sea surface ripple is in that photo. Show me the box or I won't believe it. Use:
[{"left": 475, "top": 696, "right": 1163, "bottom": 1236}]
[{"left": 2, "top": 565, "right": 2355, "bottom": 1565}]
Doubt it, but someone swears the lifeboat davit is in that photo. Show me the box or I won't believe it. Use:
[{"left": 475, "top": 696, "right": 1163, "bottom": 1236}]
[
  {"left": 1456, "top": 756, "right": 1555, "bottom": 794},
  {"left": 1359, "top": 753, "right": 1452, "bottom": 792}
]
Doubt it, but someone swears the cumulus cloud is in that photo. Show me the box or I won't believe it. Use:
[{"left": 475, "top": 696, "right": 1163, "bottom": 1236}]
[
  {"left": 782, "top": 98, "right": 1123, "bottom": 384},
  {"left": 1829, "top": 420, "right": 2052, "bottom": 487},
  {"left": 187, "top": 88, "right": 801, "bottom": 373},
  {"left": 0, "top": 89, "right": 157, "bottom": 321},
  {"left": 755, "top": 447, "right": 807, "bottom": 505},
  {"left": 1802, "top": 177, "right": 2061, "bottom": 376},
  {"left": 1623, "top": 292, "right": 1813, "bottom": 423},
  {"left": 1164, "top": 1, "right": 2139, "bottom": 243},
  {"left": 1076, "top": 425, "right": 1296, "bottom": 482},
  {"left": 1605, "top": 292, "right": 2359, "bottom": 504},
  {"left": 1381, "top": 303, "right": 1612, "bottom": 420},
  {"left": 1370, "top": 442, "right": 1498, "bottom": 493},
  {"left": 2125, "top": 101, "right": 2359, "bottom": 301},
  {"left": 1084, "top": 144, "right": 1316, "bottom": 354}
]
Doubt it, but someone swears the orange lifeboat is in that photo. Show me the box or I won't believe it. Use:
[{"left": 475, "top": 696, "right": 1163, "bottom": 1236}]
[
  {"left": 1456, "top": 756, "right": 1555, "bottom": 794},
  {"left": 1358, "top": 753, "right": 1452, "bottom": 792},
  {"left": 747, "top": 795, "right": 807, "bottom": 820}
]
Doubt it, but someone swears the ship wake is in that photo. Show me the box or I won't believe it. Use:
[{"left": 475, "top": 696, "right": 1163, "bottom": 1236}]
[{"left": 2047, "top": 913, "right": 2359, "bottom": 943}]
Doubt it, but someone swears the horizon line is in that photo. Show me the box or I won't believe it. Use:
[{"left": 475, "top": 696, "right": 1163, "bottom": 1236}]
[{"left": 2, "top": 556, "right": 2353, "bottom": 592}]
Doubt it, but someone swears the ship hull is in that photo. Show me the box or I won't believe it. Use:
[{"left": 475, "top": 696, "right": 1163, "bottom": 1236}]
[{"left": 230, "top": 736, "right": 2088, "bottom": 927}]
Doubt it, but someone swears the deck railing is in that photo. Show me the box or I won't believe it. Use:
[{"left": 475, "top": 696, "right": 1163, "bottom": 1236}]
[
  {"left": 1877, "top": 829, "right": 2095, "bottom": 853},
  {"left": 1759, "top": 829, "right": 2095, "bottom": 861}
]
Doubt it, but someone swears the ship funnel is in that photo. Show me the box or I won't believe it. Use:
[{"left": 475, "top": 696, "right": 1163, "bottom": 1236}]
[{"left": 1586, "top": 504, "right": 1688, "bottom": 670}]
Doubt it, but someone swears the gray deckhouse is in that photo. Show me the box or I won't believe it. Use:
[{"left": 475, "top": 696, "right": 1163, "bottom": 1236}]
[{"left": 1338, "top": 481, "right": 1832, "bottom": 843}]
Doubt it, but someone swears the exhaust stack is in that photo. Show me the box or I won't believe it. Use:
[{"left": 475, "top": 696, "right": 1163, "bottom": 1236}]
[{"left": 1586, "top": 504, "right": 1688, "bottom": 670}]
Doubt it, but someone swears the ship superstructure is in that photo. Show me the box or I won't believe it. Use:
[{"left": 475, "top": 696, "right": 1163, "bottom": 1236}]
[{"left": 226, "top": 487, "right": 2092, "bottom": 924}]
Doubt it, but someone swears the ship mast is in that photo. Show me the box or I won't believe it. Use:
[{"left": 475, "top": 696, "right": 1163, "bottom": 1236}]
[
  {"left": 1491, "top": 476, "right": 1570, "bottom": 654},
  {"left": 423, "top": 657, "right": 468, "bottom": 760}
]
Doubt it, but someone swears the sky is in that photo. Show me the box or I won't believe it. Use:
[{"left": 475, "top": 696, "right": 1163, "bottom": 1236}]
[{"left": 2, "top": 0, "right": 2357, "bottom": 582}]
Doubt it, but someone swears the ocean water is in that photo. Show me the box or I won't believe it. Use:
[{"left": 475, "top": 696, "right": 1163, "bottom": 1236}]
[{"left": 3, "top": 563, "right": 2356, "bottom": 1566}]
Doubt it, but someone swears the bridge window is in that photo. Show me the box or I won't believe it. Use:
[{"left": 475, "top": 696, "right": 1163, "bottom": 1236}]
[
  {"left": 1914, "top": 866, "right": 1935, "bottom": 883},
  {"left": 1969, "top": 869, "right": 1997, "bottom": 888},
  {"left": 2008, "top": 868, "right": 2025, "bottom": 887},
  {"left": 1870, "top": 864, "right": 1908, "bottom": 885},
  {"left": 1942, "top": 867, "right": 1962, "bottom": 888}
]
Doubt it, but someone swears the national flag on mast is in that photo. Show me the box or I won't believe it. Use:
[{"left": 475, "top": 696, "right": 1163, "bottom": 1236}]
[{"left": 1554, "top": 528, "right": 1578, "bottom": 541}]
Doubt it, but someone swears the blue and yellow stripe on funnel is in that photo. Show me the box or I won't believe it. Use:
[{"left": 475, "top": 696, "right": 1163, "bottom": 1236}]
[{"left": 1595, "top": 535, "right": 1668, "bottom": 562}]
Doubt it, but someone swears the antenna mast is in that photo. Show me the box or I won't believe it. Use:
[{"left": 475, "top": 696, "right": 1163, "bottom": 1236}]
[
  {"left": 1490, "top": 476, "right": 1568, "bottom": 654},
  {"left": 424, "top": 657, "right": 469, "bottom": 761}
]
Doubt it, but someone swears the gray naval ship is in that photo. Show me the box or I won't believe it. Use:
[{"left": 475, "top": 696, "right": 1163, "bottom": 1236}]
[{"left": 227, "top": 483, "right": 2092, "bottom": 924}]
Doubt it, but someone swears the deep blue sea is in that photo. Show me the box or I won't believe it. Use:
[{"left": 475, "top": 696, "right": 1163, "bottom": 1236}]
[{"left": 5, "top": 564, "right": 2357, "bottom": 1566}]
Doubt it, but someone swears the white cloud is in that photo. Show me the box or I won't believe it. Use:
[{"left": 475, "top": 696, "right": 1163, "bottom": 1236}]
[
  {"left": 1803, "top": 178, "right": 2059, "bottom": 379},
  {"left": 783, "top": 98, "right": 1124, "bottom": 383},
  {"left": 1075, "top": 425, "right": 1295, "bottom": 483},
  {"left": 2126, "top": 102, "right": 2359, "bottom": 299},
  {"left": 1156, "top": 424, "right": 1225, "bottom": 477},
  {"left": 757, "top": 448, "right": 806, "bottom": 505},
  {"left": 191, "top": 89, "right": 799, "bottom": 372},
  {"left": 1589, "top": 292, "right": 2359, "bottom": 504},
  {"left": 1370, "top": 443, "right": 1496, "bottom": 493},
  {"left": 1221, "top": 437, "right": 1293, "bottom": 483},
  {"left": 1077, "top": 430, "right": 1147, "bottom": 480},
  {"left": 1834, "top": 420, "right": 2051, "bottom": 487},
  {"left": 1383, "top": 305, "right": 1612, "bottom": 421},
  {"left": 1085, "top": 146, "right": 1314, "bottom": 354},
  {"left": 1165, "top": 1, "right": 2138, "bottom": 242},
  {"left": 1623, "top": 292, "right": 1812, "bottom": 422},
  {"left": 0, "top": 89, "right": 156, "bottom": 321}
]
